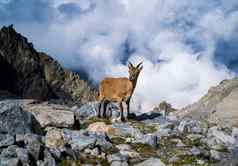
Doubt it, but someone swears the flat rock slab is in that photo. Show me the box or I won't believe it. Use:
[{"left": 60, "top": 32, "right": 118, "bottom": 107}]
[
  {"left": 10, "top": 100, "right": 74, "bottom": 128},
  {"left": 0, "top": 99, "right": 74, "bottom": 129},
  {"left": 21, "top": 100, "right": 74, "bottom": 128}
]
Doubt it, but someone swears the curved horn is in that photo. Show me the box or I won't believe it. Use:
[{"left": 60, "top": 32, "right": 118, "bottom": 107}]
[
  {"left": 128, "top": 61, "right": 134, "bottom": 68},
  {"left": 136, "top": 61, "right": 143, "bottom": 68}
]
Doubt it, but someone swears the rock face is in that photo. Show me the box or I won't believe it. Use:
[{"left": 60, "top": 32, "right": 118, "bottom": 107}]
[
  {"left": 0, "top": 25, "right": 96, "bottom": 103},
  {"left": 178, "top": 78, "right": 238, "bottom": 127},
  {"left": 0, "top": 25, "right": 49, "bottom": 100},
  {"left": 39, "top": 52, "right": 96, "bottom": 103}
]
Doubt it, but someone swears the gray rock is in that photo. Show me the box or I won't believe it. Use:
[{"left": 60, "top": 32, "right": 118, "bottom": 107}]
[
  {"left": 93, "top": 133, "right": 114, "bottom": 152},
  {"left": 0, "top": 145, "right": 20, "bottom": 166},
  {"left": 24, "top": 134, "right": 44, "bottom": 161},
  {"left": 39, "top": 149, "right": 56, "bottom": 166},
  {"left": 155, "top": 128, "right": 172, "bottom": 138},
  {"left": 72, "top": 102, "right": 98, "bottom": 121},
  {"left": 48, "top": 148, "right": 62, "bottom": 160},
  {"left": 107, "top": 153, "right": 128, "bottom": 163},
  {"left": 232, "top": 127, "right": 238, "bottom": 140},
  {"left": 0, "top": 103, "right": 41, "bottom": 135},
  {"left": 134, "top": 133, "right": 158, "bottom": 147},
  {"left": 135, "top": 157, "right": 166, "bottom": 166},
  {"left": 16, "top": 148, "right": 29, "bottom": 165},
  {"left": 111, "top": 123, "right": 142, "bottom": 138},
  {"left": 177, "top": 119, "right": 203, "bottom": 134},
  {"left": 15, "top": 134, "right": 25, "bottom": 144},
  {"left": 0, "top": 134, "right": 14, "bottom": 148},
  {"left": 63, "top": 129, "right": 96, "bottom": 151},
  {"left": 84, "top": 148, "right": 100, "bottom": 156},
  {"left": 190, "top": 147, "right": 201, "bottom": 156},
  {"left": 0, "top": 158, "right": 19, "bottom": 166},
  {"left": 111, "top": 161, "right": 129, "bottom": 166},
  {"left": 210, "top": 150, "right": 226, "bottom": 161},
  {"left": 22, "top": 102, "right": 74, "bottom": 128},
  {"left": 208, "top": 126, "right": 236, "bottom": 145},
  {"left": 116, "top": 144, "right": 140, "bottom": 159}
]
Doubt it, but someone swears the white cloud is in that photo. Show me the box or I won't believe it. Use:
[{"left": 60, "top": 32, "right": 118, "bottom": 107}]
[{"left": 1, "top": 0, "right": 237, "bottom": 111}]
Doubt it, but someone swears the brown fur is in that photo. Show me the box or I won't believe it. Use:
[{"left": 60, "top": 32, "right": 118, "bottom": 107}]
[
  {"left": 99, "top": 77, "right": 133, "bottom": 102},
  {"left": 97, "top": 62, "right": 143, "bottom": 121}
]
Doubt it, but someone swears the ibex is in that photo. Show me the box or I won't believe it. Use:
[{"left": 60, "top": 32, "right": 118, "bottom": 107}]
[{"left": 98, "top": 62, "right": 143, "bottom": 121}]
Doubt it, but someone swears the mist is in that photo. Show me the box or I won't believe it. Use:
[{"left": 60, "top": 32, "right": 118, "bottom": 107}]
[{"left": 0, "top": 0, "right": 238, "bottom": 111}]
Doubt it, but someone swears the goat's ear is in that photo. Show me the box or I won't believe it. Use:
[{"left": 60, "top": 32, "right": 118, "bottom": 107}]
[
  {"left": 136, "top": 61, "right": 143, "bottom": 68},
  {"left": 139, "top": 65, "right": 143, "bottom": 71}
]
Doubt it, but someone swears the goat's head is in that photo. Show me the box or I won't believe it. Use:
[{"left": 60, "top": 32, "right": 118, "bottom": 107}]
[{"left": 128, "top": 61, "right": 143, "bottom": 81}]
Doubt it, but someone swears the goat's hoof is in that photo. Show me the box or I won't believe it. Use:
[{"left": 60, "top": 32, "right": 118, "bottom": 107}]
[
  {"left": 121, "top": 117, "right": 126, "bottom": 122},
  {"left": 97, "top": 115, "right": 101, "bottom": 118}
]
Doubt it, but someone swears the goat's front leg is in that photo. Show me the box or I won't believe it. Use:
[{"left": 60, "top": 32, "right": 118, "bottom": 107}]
[
  {"left": 98, "top": 100, "right": 103, "bottom": 118},
  {"left": 126, "top": 98, "right": 130, "bottom": 118},
  {"left": 119, "top": 102, "right": 126, "bottom": 122}
]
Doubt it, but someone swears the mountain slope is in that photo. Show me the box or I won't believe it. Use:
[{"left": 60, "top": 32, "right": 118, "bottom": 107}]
[
  {"left": 0, "top": 25, "right": 96, "bottom": 103},
  {"left": 178, "top": 78, "right": 238, "bottom": 127}
]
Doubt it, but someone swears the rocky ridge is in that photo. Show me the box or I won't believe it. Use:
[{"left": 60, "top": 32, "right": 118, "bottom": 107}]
[
  {"left": 0, "top": 25, "right": 96, "bottom": 104},
  {"left": 177, "top": 78, "right": 238, "bottom": 127}
]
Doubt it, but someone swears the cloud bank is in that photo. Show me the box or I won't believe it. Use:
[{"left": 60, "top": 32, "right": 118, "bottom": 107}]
[{"left": 0, "top": 0, "right": 238, "bottom": 111}]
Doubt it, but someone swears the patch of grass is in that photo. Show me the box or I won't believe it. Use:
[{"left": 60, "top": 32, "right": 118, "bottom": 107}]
[
  {"left": 130, "top": 121, "right": 157, "bottom": 134},
  {"left": 130, "top": 143, "right": 157, "bottom": 159},
  {"left": 61, "top": 155, "right": 110, "bottom": 166},
  {"left": 111, "top": 137, "right": 126, "bottom": 145}
]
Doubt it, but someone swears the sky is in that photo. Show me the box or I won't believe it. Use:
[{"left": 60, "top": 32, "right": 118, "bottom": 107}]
[{"left": 0, "top": 0, "right": 238, "bottom": 111}]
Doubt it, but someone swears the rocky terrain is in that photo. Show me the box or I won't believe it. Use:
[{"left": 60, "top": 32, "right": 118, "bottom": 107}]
[
  {"left": 0, "top": 25, "right": 238, "bottom": 166},
  {"left": 0, "top": 100, "right": 237, "bottom": 166}
]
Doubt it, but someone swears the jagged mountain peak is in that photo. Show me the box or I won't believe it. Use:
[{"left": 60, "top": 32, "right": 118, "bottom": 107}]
[{"left": 0, "top": 25, "right": 96, "bottom": 104}]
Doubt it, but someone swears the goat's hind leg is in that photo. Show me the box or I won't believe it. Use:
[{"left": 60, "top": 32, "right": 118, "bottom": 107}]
[
  {"left": 102, "top": 100, "right": 109, "bottom": 118},
  {"left": 119, "top": 102, "right": 126, "bottom": 122}
]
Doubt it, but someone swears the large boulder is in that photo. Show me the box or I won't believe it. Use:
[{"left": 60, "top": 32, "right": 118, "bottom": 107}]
[
  {"left": 0, "top": 99, "right": 74, "bottom": 128},
  {"left": 0, "top": 102, "right": 41, "bottom": 135},
  {"left": 178, "top": 78, "right": 238, "bottom": 127},
  {"left": 21, "top": 101, "right": 74, "bottom": 128}
]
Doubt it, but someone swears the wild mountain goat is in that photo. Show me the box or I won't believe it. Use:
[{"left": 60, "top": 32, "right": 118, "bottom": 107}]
[{"left": 98, "top": 62, "right": 143, "bottom": 121}]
